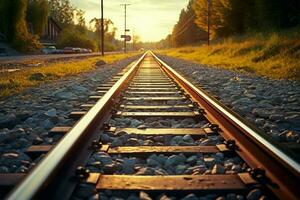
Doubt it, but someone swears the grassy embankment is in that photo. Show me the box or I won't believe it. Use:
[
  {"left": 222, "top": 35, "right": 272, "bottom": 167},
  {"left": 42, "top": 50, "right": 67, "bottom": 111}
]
[
  {"left": 157, "top": 29, "right": 300, "bottom": 80},
  {"left": 0, "top": 53, "right": 139, "bottom": 99}
]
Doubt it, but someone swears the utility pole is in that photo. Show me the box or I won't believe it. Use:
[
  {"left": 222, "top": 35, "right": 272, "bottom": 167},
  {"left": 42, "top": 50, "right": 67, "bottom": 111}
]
[
  {"left": 121, "top": 3, "right": 130, "bottom": 53},
  {"left": 101, "top": 0, "right": 104, "bottom": 55},
  {"left": 207, "top": 0, "right": 211, "bottom": 46}
]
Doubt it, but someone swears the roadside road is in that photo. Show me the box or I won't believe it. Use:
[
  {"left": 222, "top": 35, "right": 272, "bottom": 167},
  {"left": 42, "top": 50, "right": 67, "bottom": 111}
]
[{"left": 0, "top": 51, "right": 123, "bottom": 64}]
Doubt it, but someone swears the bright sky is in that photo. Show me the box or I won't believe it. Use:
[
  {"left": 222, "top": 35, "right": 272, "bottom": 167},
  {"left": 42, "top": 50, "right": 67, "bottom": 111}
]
[{"left": 70, "top": 0, "right": 189, "bottom": 42}]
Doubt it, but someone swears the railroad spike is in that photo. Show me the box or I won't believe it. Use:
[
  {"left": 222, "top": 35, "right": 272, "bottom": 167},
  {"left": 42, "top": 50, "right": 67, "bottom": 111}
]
[
  {"left": 249, "top": 168, "right": 279, "bottom": 188},
  {"left": 75, "top": 166, "right": 90, "bottom": 179},
  {"left": 102, "top": 123, "right": 111, "bottom": 130},
  {"left": 208, "top": 124, "right": 220, "bottom": 132},
  {"left": 224, "top": 139, "right": 239, "bottom": 151},
  {"left": 88, "top": 140, "right": 103, "bottom": 150},
  {"left": 183, "top": 92, "right": 191, "bottom": 99},
  {"left": 193, "top": 101, "right": 200, "bottom": 107}
]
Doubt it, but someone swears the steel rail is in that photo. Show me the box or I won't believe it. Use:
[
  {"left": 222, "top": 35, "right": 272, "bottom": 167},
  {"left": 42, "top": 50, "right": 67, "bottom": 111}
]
[
  {"left": 151, "top": 51, "right": 300, "bottom": 200},
  {"left": 5, "top": 52, "right": 147, "bottom": 200}
]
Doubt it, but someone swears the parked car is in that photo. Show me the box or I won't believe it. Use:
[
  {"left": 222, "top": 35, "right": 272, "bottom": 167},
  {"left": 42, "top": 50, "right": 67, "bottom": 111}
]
[
  {"left": 0, "top": 48, "right": 8, "bottom": 56},
  {"left": 55, "top": 49, "right": 64, "bottom": 54},
  {"left": 63, "top": 47, "right": 76, "bottom": 54},
  {"left": 42, "top": 46, "right": 57, "bottom": 54}
]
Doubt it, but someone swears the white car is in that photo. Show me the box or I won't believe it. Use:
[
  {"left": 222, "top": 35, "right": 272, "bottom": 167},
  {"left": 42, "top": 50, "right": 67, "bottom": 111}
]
[{"left": 42, "top": 46, "right": 57, "bottom": 54}]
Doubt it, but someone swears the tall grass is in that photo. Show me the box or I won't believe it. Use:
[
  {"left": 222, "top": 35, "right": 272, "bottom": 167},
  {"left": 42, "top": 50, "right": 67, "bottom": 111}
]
[{"left": 157, "top": 28, "right": 300, "bottom": 80}]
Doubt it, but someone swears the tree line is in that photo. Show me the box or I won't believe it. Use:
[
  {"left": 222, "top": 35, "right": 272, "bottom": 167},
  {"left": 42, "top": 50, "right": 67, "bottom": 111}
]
[
  {"left": 0, "top": 0, "right": 123, "bottom": 52},
  {"left": 158, "top": 0, "right": 300, "bottom": 48}
]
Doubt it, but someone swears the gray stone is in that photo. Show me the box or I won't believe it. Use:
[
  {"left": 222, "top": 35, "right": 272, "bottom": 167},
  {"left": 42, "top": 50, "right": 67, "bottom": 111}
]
[
  {"left": 165, "top": 155, "right": 185, "bottom": 167},
  {"left": 255, "top": 118, "right": 265, "bottom": 126},
  {"left": 96, "top": 60, "right": 106, "bottom": 66},
  {"left": 182, "top": 193, "right": 198, "bottom": 200},
  {"left": 211, "top": 164, "right": 225, "bottom": 174},
  {"left": 100, "top": 134, "right": 111, "bottom": 143},
  {"left": 111, "top": 138, "right": 123, "bottom": 147},
  {"left": 159, "top": 195, "right": 172, "bottom": 200},
  {"left": 122, "top": 158, "right": 136, "bottom": 174},
  {"left": 42, "top": 119, "right": 53, "bottom": 130},
  {"left": 153, "top": 136, "right": 164, "bottom": 142},
  {"left": 247, "top": 189, "right": 262, "bottom": 200},
  {"left": 55, "top": 91, "right": 75, "bottom": 100},
  {"left": 130, "top": 119, "right": 142, "bottom": 127},
  {"left": 127, "top": 194, "right": 139, "bottom": 200},
  {"left": 186, "top": 155, "right": 198, "bottom": 165},
  {"left": 94, "top": 152, "right": 112, "bottom": 165},
  {"left": 139, "top": 191, "right": 152, "bottom": 200},
  {"left": 103, "top": 163, "right": 120, "bottom": 174},
  {"left": 33, "top": 136, "right": 43, "bottom": 145},
  {"left": 252, "top": 108, "right": 271, "bottom": 118},
  {"left": 44, "top": 108, "right": 57, "bottom": 118},
  {"left": 136, "top": 167, "right": 155, "bottom": 175},
  {"left": 74, "top": 184, "right": 95, "bottom": 198},
  {"left": 175, "top": 165, "right": 187, "bottom": 174},
  {"left": 170, "top": 136, "right": 183, "bottom": 145},
  {"left": 182, "top": 134, "right": 194, "bottom": 143},
  {"left": 226, "top": 193, "right": 237, "bottom": 200},
  {"left": 204, "top": 157, "right": 216, "bottom": 167},
  {"left": 269, "top": 114, "right": 283, "bottom": 121},
  {"left": 0, "top": 114, "right": 19, "bottom": 129},
  {"left": 147, "top": 158, "right": 161, "bottom": 167},
  {"left": 127, "top": 138, "right": 140, "bottom": 146}
]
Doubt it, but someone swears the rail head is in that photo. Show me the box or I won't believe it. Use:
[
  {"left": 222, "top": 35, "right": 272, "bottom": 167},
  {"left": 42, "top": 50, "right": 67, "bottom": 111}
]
[
  {"left": 6, "top": 52, "right": 148, "bottom": 200},
  {"left": 151, "top": 51, "right": 300, "bottom": 200}
]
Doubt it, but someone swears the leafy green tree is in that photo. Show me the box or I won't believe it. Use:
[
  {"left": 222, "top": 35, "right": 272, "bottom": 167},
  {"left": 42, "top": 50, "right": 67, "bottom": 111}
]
[
  {"left": 57, "top": 27, "right": 97, "bottom": 51},
  {"left": 48, "top": 0, "right": 76, "bottom": 28},
  {"left": 172, "top": 0, "right": 206, "bottom": 46},
  {"left": 0, "top": 0, "right": 41, "bottom": 51},
  {"left": 89, "top": 18, "right": 118, "bottom": 51},
  {"left": 75, "top": 9, "right": 86, "bottom": 33},
  {"left": 27, "top": 0, "right": 49, "bottom": 36}
]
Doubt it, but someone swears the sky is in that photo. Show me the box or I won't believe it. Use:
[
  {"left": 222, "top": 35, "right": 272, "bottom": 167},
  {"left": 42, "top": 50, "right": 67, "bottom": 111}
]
[{"left": 70, "top": 0, "right": 190, "bottom": 42}]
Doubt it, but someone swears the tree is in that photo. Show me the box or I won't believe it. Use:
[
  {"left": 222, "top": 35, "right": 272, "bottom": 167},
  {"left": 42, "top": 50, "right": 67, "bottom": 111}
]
[
  {"left": 48, "top": 0, "right": 76, "bottom": 28},
  {"left": 0, "top": 0, "right": 41, "bottom": 51},
  {"left": 57, "top": 27, "right": 96, "bottom": 51},
  {"left": 132, "top": 33, "right": 141, "bottom": 50},
  {"left": 75, "top": 9, "right": 86, "bottom": 33},
  {"left": 89, "top": 18, "right": 118, "bottom": 51},
  {"left": 171, "top": 0, "right": 206, "bottom": 47},
  {"left": 27, "top": 0, "right": 49, "bottom": 36}
]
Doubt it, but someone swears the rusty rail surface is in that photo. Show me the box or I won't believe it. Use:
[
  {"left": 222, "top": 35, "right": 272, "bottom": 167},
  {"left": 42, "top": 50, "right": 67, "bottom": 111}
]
[{"left": 5, "top": 51, "right": 299, "bottom": 200}]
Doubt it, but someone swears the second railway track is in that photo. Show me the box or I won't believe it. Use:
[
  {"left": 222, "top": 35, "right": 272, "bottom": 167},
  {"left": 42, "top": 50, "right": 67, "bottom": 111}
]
[{"left": 4, "top": 51, "right": 300, "bottom": 200}]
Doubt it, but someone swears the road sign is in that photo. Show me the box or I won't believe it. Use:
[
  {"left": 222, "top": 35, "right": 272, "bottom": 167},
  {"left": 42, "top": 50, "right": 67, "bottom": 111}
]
[{"left": 121, "top": 35, "right": 131, "bottom": 41}]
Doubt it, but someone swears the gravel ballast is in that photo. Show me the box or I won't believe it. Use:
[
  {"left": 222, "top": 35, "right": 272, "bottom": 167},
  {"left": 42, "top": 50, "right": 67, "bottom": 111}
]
[
  {"left": 157, "top": 55, "right": 300, "bottom": 144},
  {"left": 0, "top": 56, "right": 139, "bottom": 172}
]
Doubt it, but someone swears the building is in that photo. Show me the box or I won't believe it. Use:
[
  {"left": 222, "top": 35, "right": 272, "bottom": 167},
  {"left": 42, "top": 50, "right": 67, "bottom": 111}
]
[{"left": 41, "top": 17, "right": 62, "bottom": 45}]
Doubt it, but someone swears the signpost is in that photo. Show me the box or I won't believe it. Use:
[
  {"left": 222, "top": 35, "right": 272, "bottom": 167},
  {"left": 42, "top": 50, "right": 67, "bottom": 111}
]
[
  {"left": 121, "top": 35, "right": 131, "bottom": 42},
  {"left": 120, "top": 4, "right": 130, "bottom": 53}
]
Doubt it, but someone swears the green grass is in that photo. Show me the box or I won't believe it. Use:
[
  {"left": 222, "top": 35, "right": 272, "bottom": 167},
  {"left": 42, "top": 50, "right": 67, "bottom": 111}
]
[
  {"left": 157, "top": 28, "right": 300, "bottom": 80},
  {"left": 0, "top": 53, "right": 139, "bottom": 99}
]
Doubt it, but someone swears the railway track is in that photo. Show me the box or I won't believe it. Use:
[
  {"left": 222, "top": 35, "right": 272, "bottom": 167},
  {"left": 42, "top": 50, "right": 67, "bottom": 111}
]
[{"left": 2, "top": 51, "right": 299, "bottom": 200}]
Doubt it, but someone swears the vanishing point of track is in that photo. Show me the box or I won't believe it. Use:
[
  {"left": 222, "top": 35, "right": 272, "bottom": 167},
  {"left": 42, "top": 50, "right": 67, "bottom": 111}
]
[{"left": 5, "top": 51, "right": 300, "bottom": 200}]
